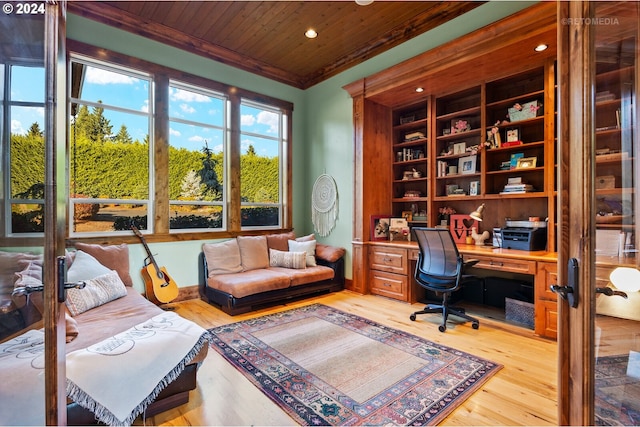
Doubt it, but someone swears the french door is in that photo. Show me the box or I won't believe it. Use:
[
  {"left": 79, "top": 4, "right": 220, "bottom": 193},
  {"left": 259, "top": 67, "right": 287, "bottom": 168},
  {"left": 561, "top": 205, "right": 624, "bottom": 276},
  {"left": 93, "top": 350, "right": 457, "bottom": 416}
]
[
  {"left": 557, "top": 2, "right": 640, "bottom": 425},
  {"left": 0, "top": 2, "right": 68, "bottom": 424}
]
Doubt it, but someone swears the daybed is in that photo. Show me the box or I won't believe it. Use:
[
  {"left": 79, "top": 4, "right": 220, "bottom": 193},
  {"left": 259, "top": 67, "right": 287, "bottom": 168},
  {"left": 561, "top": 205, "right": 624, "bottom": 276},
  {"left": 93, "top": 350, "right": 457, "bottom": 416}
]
[
  {"left": 0, "top": 244, "right": 209, "bottom": 426},
  {"left": 199, "top": 232, "right": 345, "bottom": 315}
]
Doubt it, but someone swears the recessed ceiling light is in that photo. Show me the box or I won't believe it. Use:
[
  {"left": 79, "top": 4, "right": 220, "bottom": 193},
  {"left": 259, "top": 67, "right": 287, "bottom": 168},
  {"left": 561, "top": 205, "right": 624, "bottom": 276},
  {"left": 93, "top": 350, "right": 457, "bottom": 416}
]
[
  {"left": 415, "top": 87, "right": 424, "bottom": 93},
  {"left": 355, "top": 0, "right": 374, "bottom": 5},
  {"left": 305, "top": 29, "right": 318, "bottom": 39},
  {"left": 534, "top": 44, "right": 548, "bottom": 52}
]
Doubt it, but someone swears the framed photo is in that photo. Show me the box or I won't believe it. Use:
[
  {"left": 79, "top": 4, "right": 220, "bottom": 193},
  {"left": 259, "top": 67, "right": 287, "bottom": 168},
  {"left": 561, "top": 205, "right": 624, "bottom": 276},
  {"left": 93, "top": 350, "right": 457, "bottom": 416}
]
[
  {"left": 516, "top": 156, "right": 537, "bottom": 169},
  {"left": 401, "top": 210, "right": 413, "bottom": 222},
  {"left": 390, "top": 218, "right": 408, "bottom": 229},
  {"left": 458, "top": 155, "right": 477, "bottom": 175},
  {"left": 453, "top": 142, "right": 466, "bottom": 155},
  {"left": 370, "top": 215, "right": 391, "bottom": 241},
  {"left": 451, "top": 118, "right": 471, "bottom": 134},
  {"left": 470, "top": 180, "right": 479, "bottom": 196},
  {"left": 487, "top": 127, "right": 501, "bottom": 148},
  {"left": 506, "top": 127, "right": 520, "bottom": 142}
]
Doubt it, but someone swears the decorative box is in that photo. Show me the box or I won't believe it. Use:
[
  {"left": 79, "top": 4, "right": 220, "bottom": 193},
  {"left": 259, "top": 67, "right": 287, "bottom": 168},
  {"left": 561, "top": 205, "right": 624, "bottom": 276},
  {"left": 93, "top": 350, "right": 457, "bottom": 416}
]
[
  {"left": 505, "top": 297, "right": 534, "bottom": 329},
  {"left": 596, "top": 175, "right": 615, "bottom": 189},
  {"left": 389, "top": 227, "right": 411, "bottom": 241},
  {"left": 508, "top": 100, "right": 541, "bottom": 122}
]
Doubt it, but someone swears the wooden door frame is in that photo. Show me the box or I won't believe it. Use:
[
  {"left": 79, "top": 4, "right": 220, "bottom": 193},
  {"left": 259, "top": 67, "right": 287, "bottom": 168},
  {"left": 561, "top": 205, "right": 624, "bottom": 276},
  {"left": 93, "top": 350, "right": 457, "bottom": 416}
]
[
  {"left": 43, "top": 2, "right": 68, "bottom": 424},
  {"left": 556, "top": 1, "right": 596, "bottom": 425}
]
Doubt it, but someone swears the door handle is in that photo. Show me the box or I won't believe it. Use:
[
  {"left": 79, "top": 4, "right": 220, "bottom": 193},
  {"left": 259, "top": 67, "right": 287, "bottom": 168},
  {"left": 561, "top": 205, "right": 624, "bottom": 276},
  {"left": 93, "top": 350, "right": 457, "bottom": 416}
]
[
  {"left": 595, "top": 287, "right": 628, "bottom": 299},
  {"left": 12, "top": 255, "right": 86, "bottom": 301},
  {"left": 550, "top": 257, "right": 579, "bottom": 308}
]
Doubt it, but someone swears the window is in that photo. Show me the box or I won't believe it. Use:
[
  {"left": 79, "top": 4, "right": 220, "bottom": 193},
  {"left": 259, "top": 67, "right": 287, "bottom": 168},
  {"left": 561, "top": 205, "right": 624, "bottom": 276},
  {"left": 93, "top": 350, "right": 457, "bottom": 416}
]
[
  {"left": 69, "top": 56, "right": 152, "bottom": 236},
  {"left": 240, "top": 100, "right": 286, "bottom": 229},
  {"left": 2, "top": 64, "right": 46, "bottom": 235},
  {"left": 168, "top": 81, "right": 226, "bottom": 231},
  {"left": 65, "top": 42, "right": 292, "bottom": 239}
]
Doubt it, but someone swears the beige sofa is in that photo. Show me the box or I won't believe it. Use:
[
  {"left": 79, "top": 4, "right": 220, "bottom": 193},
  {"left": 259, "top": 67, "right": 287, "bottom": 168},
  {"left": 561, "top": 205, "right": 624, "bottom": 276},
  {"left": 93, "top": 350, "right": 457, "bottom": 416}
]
[{"left": 199, "top": 232, "right": 345, "bottom": 315}]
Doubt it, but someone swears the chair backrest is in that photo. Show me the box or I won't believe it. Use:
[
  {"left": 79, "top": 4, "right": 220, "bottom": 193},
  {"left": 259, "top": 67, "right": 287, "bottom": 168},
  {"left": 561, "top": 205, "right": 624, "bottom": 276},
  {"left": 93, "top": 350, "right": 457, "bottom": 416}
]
[{"left": 413, "top": 227, "right": 462, "bottom": 286}]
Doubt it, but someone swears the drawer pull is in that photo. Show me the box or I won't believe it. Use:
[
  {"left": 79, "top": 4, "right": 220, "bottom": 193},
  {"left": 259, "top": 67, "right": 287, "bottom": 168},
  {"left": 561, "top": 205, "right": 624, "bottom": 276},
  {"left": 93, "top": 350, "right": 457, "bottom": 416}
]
[
  {"left": 489, "top": 260, "right": 503, "bottom": 267},
  {"left": 383, "top": 257, "right": 392, "bottom": 263},
  {"left": 383, "top": 282, "right": 391, "bottom": 287}
]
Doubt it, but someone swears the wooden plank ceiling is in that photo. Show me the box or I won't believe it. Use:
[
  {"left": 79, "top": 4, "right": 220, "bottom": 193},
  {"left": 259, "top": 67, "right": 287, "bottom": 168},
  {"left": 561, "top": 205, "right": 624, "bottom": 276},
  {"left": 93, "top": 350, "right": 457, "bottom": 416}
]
[{"left": 68, "top": 1, "right": 483, "bottom": 89}]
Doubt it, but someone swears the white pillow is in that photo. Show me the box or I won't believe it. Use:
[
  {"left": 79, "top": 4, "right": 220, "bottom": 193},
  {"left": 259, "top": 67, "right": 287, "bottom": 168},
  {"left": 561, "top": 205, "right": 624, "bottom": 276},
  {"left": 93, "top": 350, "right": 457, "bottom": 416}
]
[
  {"left": 269, "top": 249, "right": 307, "bottom": 269},
  {"left": 65, "top": 270, "right": 127, "bottom": 316},
  {"left": 66, "top": 250, "right": 112, "bottom": 283},
  {"left": 288, "top": 239, "right": 317, "bottom": 267}
]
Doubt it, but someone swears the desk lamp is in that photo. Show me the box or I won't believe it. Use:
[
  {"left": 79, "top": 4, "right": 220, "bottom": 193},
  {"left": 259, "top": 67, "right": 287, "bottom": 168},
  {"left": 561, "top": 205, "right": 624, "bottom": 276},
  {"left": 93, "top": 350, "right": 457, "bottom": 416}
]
[{"left": 469, "top": 203, "right": 485, "bottom": 222}]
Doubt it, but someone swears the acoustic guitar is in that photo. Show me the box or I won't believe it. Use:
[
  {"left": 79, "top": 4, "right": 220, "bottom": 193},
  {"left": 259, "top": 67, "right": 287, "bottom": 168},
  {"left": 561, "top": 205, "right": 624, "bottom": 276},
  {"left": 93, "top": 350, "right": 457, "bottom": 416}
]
[{"left": 132, "top": 226, "right": 179, "bottom": 305}]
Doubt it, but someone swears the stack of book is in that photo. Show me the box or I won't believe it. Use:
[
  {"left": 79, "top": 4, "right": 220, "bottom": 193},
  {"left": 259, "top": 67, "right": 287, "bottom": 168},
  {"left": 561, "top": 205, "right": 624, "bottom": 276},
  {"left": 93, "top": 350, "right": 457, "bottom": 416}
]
[{"left": 500, "top": 183, "right": 534, "bottom": 194}]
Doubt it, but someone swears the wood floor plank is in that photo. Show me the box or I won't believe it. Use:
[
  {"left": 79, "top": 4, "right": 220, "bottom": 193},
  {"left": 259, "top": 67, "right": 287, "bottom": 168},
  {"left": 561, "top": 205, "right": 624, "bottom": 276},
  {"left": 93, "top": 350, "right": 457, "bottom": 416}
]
[{"left": 141, "top": 291, "right": 559, "bottom": 426}]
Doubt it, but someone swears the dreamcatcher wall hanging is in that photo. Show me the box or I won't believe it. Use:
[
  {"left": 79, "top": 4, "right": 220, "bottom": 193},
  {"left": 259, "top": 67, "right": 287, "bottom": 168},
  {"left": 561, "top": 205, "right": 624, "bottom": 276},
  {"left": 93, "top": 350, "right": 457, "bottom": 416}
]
[{"left": 312, "top": 174, "right": 338, "bottom": 237}]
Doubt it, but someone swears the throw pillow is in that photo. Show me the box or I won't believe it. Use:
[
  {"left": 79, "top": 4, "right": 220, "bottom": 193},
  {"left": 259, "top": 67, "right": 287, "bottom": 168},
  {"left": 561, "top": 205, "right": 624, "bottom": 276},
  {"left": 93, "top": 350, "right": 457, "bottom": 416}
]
[
  {"left": 65, "top": 270, "right": 127, "bottom": 316},
  {"left": 288, "top": 239, "right": 317, "bottom": 267},
  {"left": 269, "top": 249, "right": 306, "bottom": 269},
  {"left": 13, "top": 261, "right": 45, "bottom": 314},
  {"left": 0, "top": 251, "right": 41, "bottom": 297},
  {"left": 66, "top": 250, "right": 113, "bottom": 283},
  {"left": 296, "top": 233, "right": 316, "bottom": 242},
  {"left": 73, "top": 242, "right": 133, "bottom": 286},
  {"left": 237, "top": 235, "right": 269, "bottom": 271},
  {"left": 266, "top": 231, "right": 296, "bottom": 252},
  {"left": 203, "top": 240, "right": 243, "bottom": 276}
]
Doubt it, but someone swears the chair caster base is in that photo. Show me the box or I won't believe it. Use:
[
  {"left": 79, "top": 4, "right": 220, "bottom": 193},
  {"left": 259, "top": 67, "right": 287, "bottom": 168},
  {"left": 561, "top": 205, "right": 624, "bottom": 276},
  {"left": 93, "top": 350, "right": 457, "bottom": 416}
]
[
  {"left": 409, "top": 314, "right": 416, "bottom": 321},
  {"left": 472, "top": 322, "right": 479, "bottom": 329},
  {"left": 438, "top": 324, "right": 446, "bottom": 332}
]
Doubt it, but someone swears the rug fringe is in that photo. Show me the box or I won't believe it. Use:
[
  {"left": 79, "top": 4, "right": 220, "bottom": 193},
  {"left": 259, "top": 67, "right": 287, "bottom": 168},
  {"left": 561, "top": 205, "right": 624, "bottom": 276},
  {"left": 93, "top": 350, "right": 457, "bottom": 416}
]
[{"left": 66, "top": 331, "right": 211, "bottom": 426}]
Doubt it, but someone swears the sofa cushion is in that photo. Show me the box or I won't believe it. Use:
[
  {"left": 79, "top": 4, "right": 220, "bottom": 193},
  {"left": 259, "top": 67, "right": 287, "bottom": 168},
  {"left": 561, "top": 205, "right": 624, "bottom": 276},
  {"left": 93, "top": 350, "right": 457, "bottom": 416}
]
[
  {"left": 74, "top": 243, "right": 133, "bottom": 286},
  {"left": 288, "top": 239, "right": 317, "bottom": 267},
  {"left": 269, "top": 249, "right": 306, "bottom": 269},
  {"left": 207, "top": 269, "right": 291, "bottom": 298},
  {"left": 266, "top": 231, "right": 296, "bottom": 252},
  {"left": 269, "top": 265, "right": 335, "bottom": 287},
  {"left": 65, "top": 270, "right": 127, "bottom": 316},
  {"left": 203, "top": 240, "right": 243, "bottom": 276},
  {"left": 316, "top": 243, "right": 346, "bottom": 263},
  {"left": 66, "top": 250, "right": 113, "bottom": 283},
  {"left": 237, "top": 235, "right": 269, "bottom": 271}
]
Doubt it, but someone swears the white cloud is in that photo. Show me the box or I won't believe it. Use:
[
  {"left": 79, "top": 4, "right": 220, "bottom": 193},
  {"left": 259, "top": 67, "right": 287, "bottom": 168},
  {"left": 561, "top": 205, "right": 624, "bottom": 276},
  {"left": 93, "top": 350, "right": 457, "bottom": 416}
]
[
  {"left": 86, "top": 67, "right": 137, "bottom": 85},
  {"left": 11, "top": 119, "right": 25, "bottom": 135},
  {"left": 241, "top": 114, "right": 256, "bottom": 126},
  {"left": 180, "top": 104, "right": 196, "bottom": 114},
  {"left": 169, "top": 128, "right": 181, "bottom": 137},
  {"left": 257, "top": 111, "right": 279, "bottom": 134},
  {"left": 189, "top": 135, "right": 204, "bottom": 142},
  {"left": 141, "top": 100, "right": 149, "bottom": 113},
  {"left": 170, "top": 88, "right": 210, "bottom": 103}
]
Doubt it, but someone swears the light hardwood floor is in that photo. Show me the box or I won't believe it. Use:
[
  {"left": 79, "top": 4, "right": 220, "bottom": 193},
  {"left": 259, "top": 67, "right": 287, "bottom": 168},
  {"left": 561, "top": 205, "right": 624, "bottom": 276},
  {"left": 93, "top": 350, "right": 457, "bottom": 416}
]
[{"left": 143, "top": 291, "right": 559, "bottom": 426}]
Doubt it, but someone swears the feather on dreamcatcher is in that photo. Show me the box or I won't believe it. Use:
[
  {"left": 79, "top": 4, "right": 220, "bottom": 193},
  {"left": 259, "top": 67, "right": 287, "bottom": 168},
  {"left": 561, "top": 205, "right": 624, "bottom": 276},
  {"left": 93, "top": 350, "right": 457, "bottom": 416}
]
[{"left": 312, "top": 174, "right": 338, "bottom": 237}]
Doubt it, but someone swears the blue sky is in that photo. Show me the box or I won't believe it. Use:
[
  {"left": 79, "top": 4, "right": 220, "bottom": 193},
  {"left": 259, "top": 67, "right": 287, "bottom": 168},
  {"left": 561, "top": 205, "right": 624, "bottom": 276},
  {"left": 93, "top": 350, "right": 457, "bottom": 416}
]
[{"left": 11, "top": 63, "right": 281, "bottom": 157}]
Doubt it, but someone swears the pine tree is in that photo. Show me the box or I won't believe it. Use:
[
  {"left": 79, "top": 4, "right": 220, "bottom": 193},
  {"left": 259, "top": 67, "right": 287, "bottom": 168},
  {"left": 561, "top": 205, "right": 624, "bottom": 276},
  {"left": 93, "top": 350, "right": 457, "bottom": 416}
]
[
  {"left": 180, "top": 170, "right": 204, "bottom": 200},
  {"left": 115, "top": 124, "right": 133, "bottom": 144},
  {"left": 27, "top": 122, "right": 43, "bottom": 138},
  {"left": 199, "top": 141, "right": 222, "bottom": 201}
]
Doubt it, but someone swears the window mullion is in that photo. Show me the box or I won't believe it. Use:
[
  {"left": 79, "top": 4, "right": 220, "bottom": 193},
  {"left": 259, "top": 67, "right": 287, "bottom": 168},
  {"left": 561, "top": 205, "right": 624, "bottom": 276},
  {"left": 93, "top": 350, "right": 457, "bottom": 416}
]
[{"left": 154, "top": 74, "right": 169, "bottom": 234}]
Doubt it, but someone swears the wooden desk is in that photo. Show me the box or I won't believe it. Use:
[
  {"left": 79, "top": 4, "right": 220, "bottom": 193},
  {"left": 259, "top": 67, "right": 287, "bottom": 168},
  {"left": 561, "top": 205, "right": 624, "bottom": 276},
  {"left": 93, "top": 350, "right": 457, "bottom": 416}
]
[{"left": 354, "top": 240, "right": 559, "bottom": 339}]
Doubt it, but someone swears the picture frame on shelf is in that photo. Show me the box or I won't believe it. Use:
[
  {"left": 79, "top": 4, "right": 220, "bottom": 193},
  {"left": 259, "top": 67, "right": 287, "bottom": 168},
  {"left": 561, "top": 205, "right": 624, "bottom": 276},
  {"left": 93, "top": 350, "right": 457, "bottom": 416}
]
[
  {"left": 486, "top": 127, "right": 501, "bottom": 148},
  {"left": 449, "top": 214, "right": 479, "bottom": 244},
  {"left": 506, "top": 127, "right": 520, "bottom": 142},
  {"left": 516, "top": 157, "right": 537, "bottom": 169},
  {"left": 401, "top": 210, "right": 413, "bottom": 222},
  {"left": 370, "top": 215, "right": 391, "bottom": 241},
  {"left": 470, "top": 181, "right": 479, "bottom": 196},
  {"left": 451, "top": 118, "right": 471, "bottom": 134},
  {"left": 453, "top": 142, "right": 466, "bottom": 155},
  {"left": 458, "top": 155, "right": 477, "bottom": 175},
  {"left": 510, "top": 152, "right": 524, "bottom": 169}
]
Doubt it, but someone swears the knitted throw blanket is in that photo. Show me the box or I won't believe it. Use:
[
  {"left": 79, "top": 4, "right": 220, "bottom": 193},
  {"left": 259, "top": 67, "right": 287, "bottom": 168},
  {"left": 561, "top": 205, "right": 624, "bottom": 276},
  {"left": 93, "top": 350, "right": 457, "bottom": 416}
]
[{"left": 66, "top": 311, "right": 209, "bottom": 426}]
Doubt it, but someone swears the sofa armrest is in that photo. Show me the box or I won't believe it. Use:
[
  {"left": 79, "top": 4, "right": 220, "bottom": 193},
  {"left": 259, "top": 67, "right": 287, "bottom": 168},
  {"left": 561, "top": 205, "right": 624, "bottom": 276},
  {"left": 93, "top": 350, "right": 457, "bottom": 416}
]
[
  {"left": 317, "top": 255, "right": 345, "bottom": 286},
  {"left": 315, "top": 243, "right": 346, "bottom": 263}
]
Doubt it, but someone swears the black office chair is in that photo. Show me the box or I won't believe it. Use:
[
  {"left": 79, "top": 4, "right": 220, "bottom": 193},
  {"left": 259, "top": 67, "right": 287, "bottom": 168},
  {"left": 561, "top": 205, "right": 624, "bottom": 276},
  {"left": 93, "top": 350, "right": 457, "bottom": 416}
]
[{"left": 409, "top": 227, "right": 480, "bottom": 332}]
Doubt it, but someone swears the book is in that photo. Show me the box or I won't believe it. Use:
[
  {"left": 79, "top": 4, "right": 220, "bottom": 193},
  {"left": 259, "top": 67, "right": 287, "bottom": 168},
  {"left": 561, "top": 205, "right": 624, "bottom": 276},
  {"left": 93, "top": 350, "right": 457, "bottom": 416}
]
[{"left": 510, "top": 153, "right": 524, "bottom": 169}]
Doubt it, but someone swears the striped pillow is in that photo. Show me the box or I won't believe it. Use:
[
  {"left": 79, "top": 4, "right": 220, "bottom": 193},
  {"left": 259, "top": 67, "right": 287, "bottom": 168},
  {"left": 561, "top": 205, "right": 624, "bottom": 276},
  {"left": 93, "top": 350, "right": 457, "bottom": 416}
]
[{"left": 269, "top": 249, "right": 307, "bottom": 269}]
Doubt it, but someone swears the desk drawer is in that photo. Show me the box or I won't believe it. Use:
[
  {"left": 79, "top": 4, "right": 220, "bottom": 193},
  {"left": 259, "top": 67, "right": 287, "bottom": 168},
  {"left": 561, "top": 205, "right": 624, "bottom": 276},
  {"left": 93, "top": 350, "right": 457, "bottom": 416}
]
[
  {"left": 472, "top": 255, "right": 536, "bottom": 275},
  {"left": 370, "top": 270, "right": 407, "bottom": 301},
  {"left": 369, "top": 246, "right": 408, "bottom": 275}
]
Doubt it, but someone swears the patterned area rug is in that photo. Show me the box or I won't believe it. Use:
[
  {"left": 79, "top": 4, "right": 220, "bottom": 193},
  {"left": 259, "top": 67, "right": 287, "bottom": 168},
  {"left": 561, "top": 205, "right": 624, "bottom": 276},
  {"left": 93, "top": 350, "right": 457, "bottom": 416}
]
[
  {"left": 209, "top": 304, "right": 502, "bottom": 425},
  {"left": 595, "top": 353, "right": 640, "bottom": 426}
]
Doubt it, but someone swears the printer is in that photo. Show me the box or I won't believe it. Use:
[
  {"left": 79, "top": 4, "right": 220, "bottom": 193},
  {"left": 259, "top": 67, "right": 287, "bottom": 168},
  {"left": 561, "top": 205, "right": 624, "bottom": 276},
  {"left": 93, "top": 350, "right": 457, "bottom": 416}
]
[{"left": 499, "top": 219, "right": 547, "bottom": 251}]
